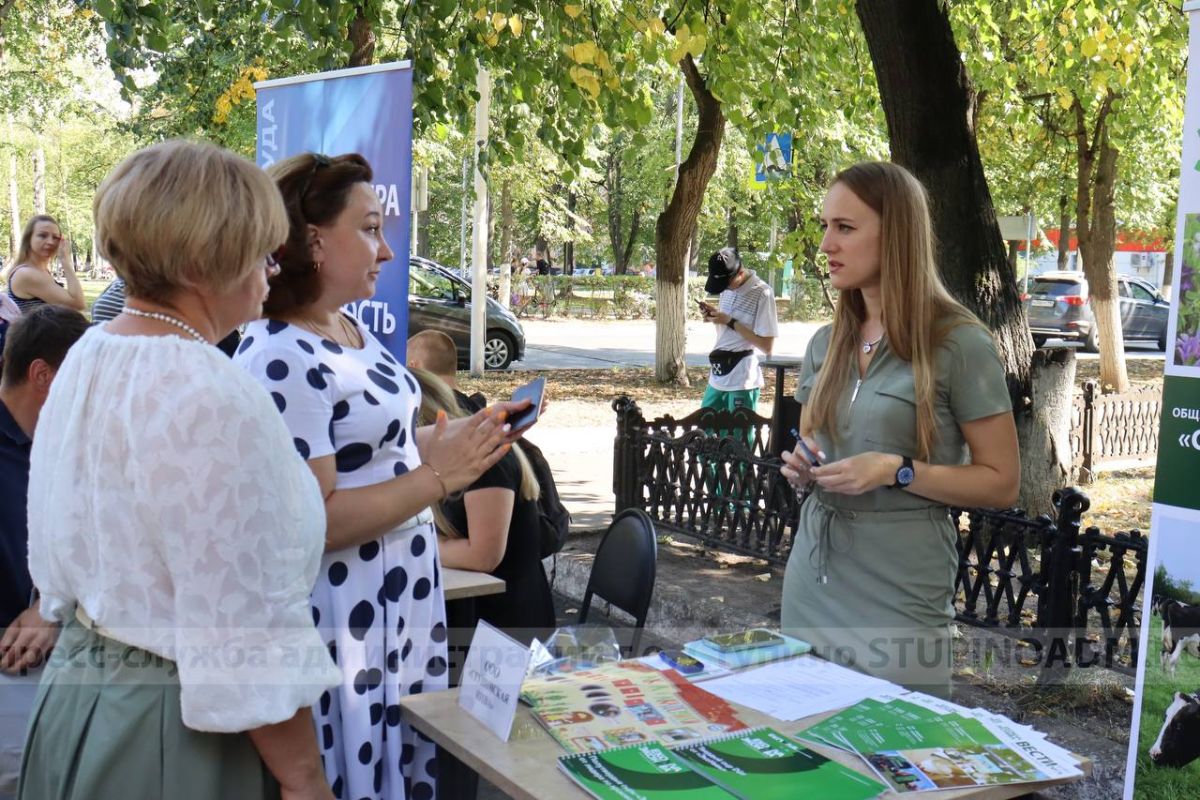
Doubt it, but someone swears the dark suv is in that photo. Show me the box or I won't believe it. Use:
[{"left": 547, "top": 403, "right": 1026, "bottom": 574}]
[
  {"left": 1023, "top": 271, "right": 1169, "bottom": 352},
  {"left": 407, "top": 257, "right": 526, "bottom": 369}
]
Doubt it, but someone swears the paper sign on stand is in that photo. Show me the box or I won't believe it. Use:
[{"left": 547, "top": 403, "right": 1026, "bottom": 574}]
[{"left": 458, "top": 621, "right": 532, "bottom": 741}]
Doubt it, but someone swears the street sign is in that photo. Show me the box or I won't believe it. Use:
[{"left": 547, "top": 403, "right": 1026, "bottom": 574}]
[{"left": 753, "top": 132, "right": 792, "bottom": 185}]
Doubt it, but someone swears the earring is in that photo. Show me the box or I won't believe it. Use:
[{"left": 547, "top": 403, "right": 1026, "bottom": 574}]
[{"left": 313, "top": 261, "right": 323, "bottom": 272}]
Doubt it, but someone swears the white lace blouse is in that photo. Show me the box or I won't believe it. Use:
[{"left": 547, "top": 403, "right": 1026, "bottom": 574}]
[{"left": 27, "top": 326, "right": 341, "bottom": 732}]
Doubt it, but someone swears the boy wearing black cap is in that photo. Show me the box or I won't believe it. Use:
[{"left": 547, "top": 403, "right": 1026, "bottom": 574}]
[{"left": 699, "top": 246, "right": 778, "bottom": 412}]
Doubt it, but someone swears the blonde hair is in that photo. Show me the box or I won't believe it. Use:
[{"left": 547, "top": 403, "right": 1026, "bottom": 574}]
[
  {"left": 407, "top": 330, "right": 458, "bottom": 377},
  {"left": 93, "top": 139, "right": 288, "bottom": 304},
  {"left": 410, "top": 368, "right": 540, "bottom": 538},
  {"left": 802, "top": 161, "right": 982, "bottom": 461}
]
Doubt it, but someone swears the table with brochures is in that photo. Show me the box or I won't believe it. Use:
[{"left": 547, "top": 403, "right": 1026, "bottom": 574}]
[{"left": 399, "top": 653, "right": 1092, "bottom": 800}]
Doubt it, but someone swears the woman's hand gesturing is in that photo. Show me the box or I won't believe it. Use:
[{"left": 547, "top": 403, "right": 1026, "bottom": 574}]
[{"left": 419, "top": 403, "right": 529, "bottom": 494}]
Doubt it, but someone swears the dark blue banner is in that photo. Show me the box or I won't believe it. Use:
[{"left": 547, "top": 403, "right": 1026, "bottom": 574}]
[{"left": 255, "top": 63, "right": 413, "bottom": 358}]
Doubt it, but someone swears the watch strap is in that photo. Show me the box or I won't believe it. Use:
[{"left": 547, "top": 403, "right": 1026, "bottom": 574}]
[{"left": 726, "top": 317, "right": 736, "bottom": 330}]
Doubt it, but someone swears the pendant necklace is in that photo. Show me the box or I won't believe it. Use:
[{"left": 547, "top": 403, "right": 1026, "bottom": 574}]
[{"left": 861, "top": 333, "right": 884, "bottom": 354}]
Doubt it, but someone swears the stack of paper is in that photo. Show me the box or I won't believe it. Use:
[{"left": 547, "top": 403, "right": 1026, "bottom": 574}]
[
  {"left": 799, "top": 692, "right": 1084, "bottom": 792},
  {"left": 682, "top": 632, "right": 811, "bottom": 671},
  {"left": 698, "top": 657, "right": 903, "bottom": 721}
]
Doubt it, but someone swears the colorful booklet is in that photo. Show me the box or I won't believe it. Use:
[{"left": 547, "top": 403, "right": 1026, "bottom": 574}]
[
  {"left": 682, "top": 632, "right": 811, "bottom": 671},
  {"left": 558, "top": 728, "right": 886, "bottom": 800},
  {"left": 559, "top": 742, "right": 739, "bottom": 800},
  {"left": 521, "top": 661, "right": 750, "bottom": 754},
  {"left": 798, "top": 693, "right": 1083, "bottom": 792},
  {"left": 673, "top": 727, "right": 887, "bottom": 800}
]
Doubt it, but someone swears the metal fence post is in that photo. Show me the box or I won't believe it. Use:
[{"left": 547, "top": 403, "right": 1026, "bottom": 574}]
[
  {"left": 1037, "top": 487, "right": 1089, "bottom": 683},
  {"left": 612, "top": 396, "right": 643, "bottom": 513},
  {"left": 1081, "top": 380, "right": 1097, "bottom": 483}
]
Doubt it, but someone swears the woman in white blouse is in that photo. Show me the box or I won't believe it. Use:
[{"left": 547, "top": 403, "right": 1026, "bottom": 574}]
[{"left": 20, "top": 140, "right": 343, "bottom": 800}]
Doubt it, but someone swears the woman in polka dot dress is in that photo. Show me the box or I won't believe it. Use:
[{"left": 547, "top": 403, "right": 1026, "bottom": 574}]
[{"left": 237, "top": 153, "right": 520, "bottom": 800}]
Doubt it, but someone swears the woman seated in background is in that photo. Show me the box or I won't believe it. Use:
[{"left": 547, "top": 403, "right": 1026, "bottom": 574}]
[
  {"left": 22, "top": 139, "right": 339, "bottom": 800},
  {"left": 413, "top": 368, "right": 557, "bottom": 645},
  {"left": 3, "top": 215, "right": 85, "bottom": 313}
]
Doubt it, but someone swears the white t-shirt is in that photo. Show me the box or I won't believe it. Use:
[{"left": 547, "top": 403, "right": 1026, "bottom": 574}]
[
  {"left": 708, "top": 270, "right": 779, "bottom": 391},
  {"left": 27, "top": 326, "right": 340, "bottom": 733}
]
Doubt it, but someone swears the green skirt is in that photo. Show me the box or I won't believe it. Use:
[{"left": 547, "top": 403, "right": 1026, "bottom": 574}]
[{"left": 19, "top": 617, "right": 279, "bottom": 800}]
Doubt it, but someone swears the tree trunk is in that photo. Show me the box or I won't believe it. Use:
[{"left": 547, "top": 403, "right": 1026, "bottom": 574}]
[
  {"left": 1007, "top": 239, "right": 1019, "bottom": 273},
  {"left": 856, "top": 0, "right": 1033, "bottom": 410},
  {"left": 564, "top": 191, "right": 576, "bottom": 274},
  {"left": 1056, "top": 193, "right": 1071, "bottom": 271},
  {"left": 416, "top": 208, "right": 430, "bottom": 257},
  {"left": 606, "top": 142, "right": 625, "bottom": 273},
  {"left": 1163, "top": 250, "right": 1175, "bottom": 300},
  {"left": 498, "top": 181, "right": 513, "bottom": 308},
  {"left": 727, "top": 207, "right": 738, "bottom": 248},
  {"left": 620, "top": 209, "right": 640, "bottom": 276},
  {"left": 7, "top": 150, "right": 18, "bottom": 261},
  {"left": 1016, "top": 348, "right": 1077, "bottom": 517},
  {"left": 1072, "top": 99, "right": 1128, "bottom": 393},
  {"left": 32, "top": 147, "right": 44, "bottom": 214},
  {"left": 347, "top": 4, "right": 375, "bottom": 67},
  {"left": 655, "top": 54, "right": 725, "bottom": 385}
]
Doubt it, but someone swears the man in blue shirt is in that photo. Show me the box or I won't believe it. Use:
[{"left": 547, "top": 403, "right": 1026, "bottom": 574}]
[{"left": 0, "top": 305, "right": 89, "bottom": 671}]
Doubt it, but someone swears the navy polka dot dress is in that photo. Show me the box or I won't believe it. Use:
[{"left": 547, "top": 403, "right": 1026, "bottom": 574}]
[{"left": 236, "top": 313, "right": 445, "bottom": 800}]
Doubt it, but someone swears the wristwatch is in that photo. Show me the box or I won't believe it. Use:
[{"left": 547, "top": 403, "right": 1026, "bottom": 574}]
[
  {"left": 892, "top": 455, "right": 915, "bottom": 489},
  {"left": 726, "top": 317, "right": 736, "bottom": 331}
]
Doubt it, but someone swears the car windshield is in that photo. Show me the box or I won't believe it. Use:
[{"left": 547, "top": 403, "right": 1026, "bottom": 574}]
[
  {"left": 1029, "top": 279, "right": 1084, "bottom": 297},
  {"left": 410, "top": 266, "right": 459, "bottom": 300}
]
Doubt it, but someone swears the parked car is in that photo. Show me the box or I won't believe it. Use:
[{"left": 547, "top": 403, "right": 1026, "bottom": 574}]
[
  {"left": 1022, "top": 271, "right": 1169, "bottom": 352},
  {"left": 408, "top": 256, "right": 526, "bottom": 369}
]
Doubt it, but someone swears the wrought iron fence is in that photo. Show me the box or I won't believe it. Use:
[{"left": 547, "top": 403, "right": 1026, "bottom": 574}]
[{"left": 613, "top": 396, "right": 1147, "bottom": 673}]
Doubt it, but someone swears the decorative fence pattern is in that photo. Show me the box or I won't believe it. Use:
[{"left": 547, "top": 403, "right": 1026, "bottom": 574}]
[
  {"left": 613, "top": 396, "right": 1147, "bottom": 673},
  {"left": 1072, "top": 379, "right": 1162, "bottom": 481}
]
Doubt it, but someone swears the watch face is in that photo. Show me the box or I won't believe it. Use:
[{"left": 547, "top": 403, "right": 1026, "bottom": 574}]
[{"left": 897, "top": 466, "right": 915, "bottom": 486}]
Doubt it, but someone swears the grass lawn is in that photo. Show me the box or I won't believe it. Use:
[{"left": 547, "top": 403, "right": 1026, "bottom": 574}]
[
  {"left": 80, "top": 278, "right": 109, "bottom": 317},
  {"left": 1130, "top": 615, "right": 1200, "bottom": 798}
]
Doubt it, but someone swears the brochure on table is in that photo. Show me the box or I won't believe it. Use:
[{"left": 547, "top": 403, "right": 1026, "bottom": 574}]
[
  {"left": 559, "top": 727, "right": 886, "bottom": 800},
  {"left": 520, "top": 661, "right": 750, "bottom": 754},
  {"left": 801, "top": 692, "right": 1083, "bottom": 792}
]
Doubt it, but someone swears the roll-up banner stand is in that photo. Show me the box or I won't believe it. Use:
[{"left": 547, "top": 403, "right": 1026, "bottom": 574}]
[
  {"left": 254, "top": 62, "right": 413, "bottom": 359},
  {"left": 1124, "top": 5, "right": 1200, "bottom": 796}
]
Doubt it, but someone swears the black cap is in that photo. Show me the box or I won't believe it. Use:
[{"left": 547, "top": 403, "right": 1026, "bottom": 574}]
[{"left": 705, "top": 247, "right": 742, "bottom": 294}]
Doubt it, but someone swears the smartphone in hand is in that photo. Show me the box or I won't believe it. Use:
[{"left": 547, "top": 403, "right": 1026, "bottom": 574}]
[
  {"left": 507, "top": 376, "right": 546, "bottom": 431},
  {"left": 697, "top": 300, "right": 713, "bottom": 317}
]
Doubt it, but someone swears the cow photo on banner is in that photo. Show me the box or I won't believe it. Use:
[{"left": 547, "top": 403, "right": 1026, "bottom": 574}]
[{"left": 1124, "top": 3, "right": 1200, "bottom": 798}]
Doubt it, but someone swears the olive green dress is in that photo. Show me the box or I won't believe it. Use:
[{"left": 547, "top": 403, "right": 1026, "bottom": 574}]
[{"left": 781, "top": 322, "right": 1011, "bottom": 697}]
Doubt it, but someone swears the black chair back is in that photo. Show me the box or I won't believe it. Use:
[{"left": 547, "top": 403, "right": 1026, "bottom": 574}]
[{"left": 578, "top": 508, "right": 657, "bottom": 656}]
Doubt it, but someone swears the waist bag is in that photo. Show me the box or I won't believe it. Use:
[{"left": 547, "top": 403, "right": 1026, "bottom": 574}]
[{"left": 708, "top": 348, "right": 753, "bottom": 377}]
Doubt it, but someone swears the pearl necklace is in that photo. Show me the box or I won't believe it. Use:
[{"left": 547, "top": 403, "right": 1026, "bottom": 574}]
[
  {"left": 861, "top": 333, "right": 884, "bottom": 354},
  {"left": 122, "top": 306, "right": 207, "bottom": 343}
]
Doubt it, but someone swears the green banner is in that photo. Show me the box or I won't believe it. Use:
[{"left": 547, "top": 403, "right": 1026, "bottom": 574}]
[{"left": 1151, "top": 375, "right": 1200, "bottom": 510}]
